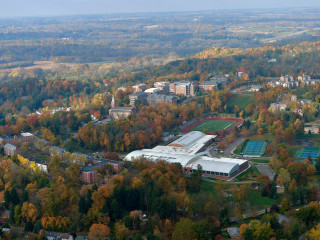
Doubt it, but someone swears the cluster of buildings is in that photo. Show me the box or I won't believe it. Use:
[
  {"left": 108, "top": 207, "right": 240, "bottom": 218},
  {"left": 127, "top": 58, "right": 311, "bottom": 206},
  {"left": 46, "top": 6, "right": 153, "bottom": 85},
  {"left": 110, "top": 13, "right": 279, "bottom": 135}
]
[
  {"left": 268, "top": 94, "right": 313, "bottom": 117},
  {"left": 35, "top": 107, "right": 72, "bottom": 116},
  {"left": 109, "top": 95, "right": 135, "bottom": 120},
  {"left": 199, "top": 74, "right": 230, "bottom": 92},
  {"left": 0, "top": 132, "right": 37, "bottom": 156},
  {"left": 267, "top": 75, "right": 320, "bottom": 89},
  {"left": 81, "top": 159, "right": 124, "bottom": 183},
  {"left": 0, "top": 132, "right": 124, "bottom": 184},
  {"left": 125, "top": 131, "right": 249, "bottom": 180}
]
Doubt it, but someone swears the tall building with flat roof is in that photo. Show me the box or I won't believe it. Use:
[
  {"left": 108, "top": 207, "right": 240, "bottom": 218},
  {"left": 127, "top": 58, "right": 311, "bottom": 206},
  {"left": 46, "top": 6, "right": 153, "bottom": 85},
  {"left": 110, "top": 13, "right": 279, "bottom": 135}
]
[{"left": 169, "top": 81, "right": 195, "bottom": 96}]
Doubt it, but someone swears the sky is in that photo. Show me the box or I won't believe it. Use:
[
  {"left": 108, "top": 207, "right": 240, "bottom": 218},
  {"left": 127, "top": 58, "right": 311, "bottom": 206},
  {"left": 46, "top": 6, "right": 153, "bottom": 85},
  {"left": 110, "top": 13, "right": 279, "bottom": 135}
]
[{"left": 1, "top": 0, "right": 320, "bottom": 17}]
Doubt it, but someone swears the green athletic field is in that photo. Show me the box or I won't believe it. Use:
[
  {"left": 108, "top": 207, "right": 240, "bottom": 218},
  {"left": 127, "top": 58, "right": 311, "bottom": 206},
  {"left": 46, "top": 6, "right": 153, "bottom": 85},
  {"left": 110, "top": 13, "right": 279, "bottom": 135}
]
[{"left": 190, "top": 120, "right": 238, "bottom": 133}]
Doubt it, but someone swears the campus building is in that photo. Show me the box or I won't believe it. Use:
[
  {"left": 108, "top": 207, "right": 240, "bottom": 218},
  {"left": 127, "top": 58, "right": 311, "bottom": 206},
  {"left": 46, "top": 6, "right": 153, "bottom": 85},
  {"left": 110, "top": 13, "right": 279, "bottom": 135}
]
[
  {"left": 0, "top": 132, "right": 36, "bottom": 146},
  {"left": 124, "top": 131, "right": 248, "bottom": 180},
  {"left": 125, "top": 151, "right": 248, "bottom": 180},
  {"left": 81, "top": 159, "right": 124, "bottom": 184},
  {"left": 4, "top": 143, "right": 17, "bottom": 157},
  {"left": 129, "top": 92, "right": 147, "bottom": 106},
  {"left": 109, "top": 95, "right": 134, "bottom": 119},
  {"left": 147, "top": 94, "right": 176, "bottom": 107},
  {"left": 199, "top": 81, "right": 219, "bottom": 92},
  {"left": 169, "top": 81, "right": 195, "bottom": 96}
]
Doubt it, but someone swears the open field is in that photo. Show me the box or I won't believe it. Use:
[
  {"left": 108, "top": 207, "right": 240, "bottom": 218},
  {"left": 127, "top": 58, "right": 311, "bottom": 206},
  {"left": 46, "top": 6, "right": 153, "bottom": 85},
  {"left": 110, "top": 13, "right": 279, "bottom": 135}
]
[
  {"left": 183, "top": 117, "right": 243, "bottom": 135},
  {"left": 0, "top": 61, "right": 76, "bottom": 73},
  {"left": 195, "top": 180, "right": 278, "bottom": 210},
  {"left": 229, "top": 94, "right": 254, "bottom": 110},
  {"left": 191, "top": 120, "right": 238, "bottom": 132},
  {"left": 233, "top": 166, "right": 261, "bottom": 182}
]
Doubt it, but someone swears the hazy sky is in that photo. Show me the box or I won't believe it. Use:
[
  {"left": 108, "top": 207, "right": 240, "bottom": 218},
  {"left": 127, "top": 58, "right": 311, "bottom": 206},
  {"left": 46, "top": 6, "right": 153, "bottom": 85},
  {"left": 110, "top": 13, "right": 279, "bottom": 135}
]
[{"left": 1, "top": 0, "right": 320, "bottom": 17}]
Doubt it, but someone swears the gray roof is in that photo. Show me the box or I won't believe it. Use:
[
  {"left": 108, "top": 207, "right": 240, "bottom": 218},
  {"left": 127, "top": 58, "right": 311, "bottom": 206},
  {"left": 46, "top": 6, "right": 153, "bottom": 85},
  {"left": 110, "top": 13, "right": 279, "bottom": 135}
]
[
  {"left": 200, "top": 80, "right": 219, "bottom": 86},
  {"left": 147, "top": 94, "right": 176, "bottom": 101},
  {"left": 4, "top": 143, "right": 16, "bottom": 151},
  {"left": 130, "top": 92, "right": 147, "bottom": 97},
  {"left": 109, "top": 107, "right": 133, "bottom": 112},
  {"left": 227, "top": 228, "right": 240, "bottom": 237}
]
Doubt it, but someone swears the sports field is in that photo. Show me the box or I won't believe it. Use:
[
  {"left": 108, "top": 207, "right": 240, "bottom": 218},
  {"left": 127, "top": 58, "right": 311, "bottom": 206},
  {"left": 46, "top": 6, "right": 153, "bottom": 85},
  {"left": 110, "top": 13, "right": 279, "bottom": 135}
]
[
  {"left": 242, "top": 141, "right": 268, "bottom": 156},
  {"left": 190, "top": 120, "right": 238, "bottom": 132},
  {"left": 295, "top": 148, "right": 319, "bottom": 159}
]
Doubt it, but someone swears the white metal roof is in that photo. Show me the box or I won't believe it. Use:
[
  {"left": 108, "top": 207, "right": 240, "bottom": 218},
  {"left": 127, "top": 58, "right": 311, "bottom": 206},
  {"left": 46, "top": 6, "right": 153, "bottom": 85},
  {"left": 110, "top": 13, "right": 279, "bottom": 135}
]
[
  {"left": 125, "top": 150, "right": 247, "bottom": 175},
  {"left": 144, "top": 88, "right": 161, "bottom": 93},
  {"left": 200, "top": 156, "right": 247, "bottom": 165},
  {"left": 21, "top": 132, "right": 33, "bottom": 137},
  {"left": 124, "top": 149, "right": 196, "bottom": 166},
  {"left": 187, "top": 158, "right": 239, "bottom": 174},
  {"left": 169, "top": 131, "right": 215, "bottom": 148}
]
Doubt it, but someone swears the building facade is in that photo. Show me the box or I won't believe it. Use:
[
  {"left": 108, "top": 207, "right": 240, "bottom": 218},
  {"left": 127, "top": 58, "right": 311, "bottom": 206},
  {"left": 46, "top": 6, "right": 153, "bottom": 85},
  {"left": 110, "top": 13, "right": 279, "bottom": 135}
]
[
  {"left": 109, "top": 107, "right": 134, "bottom": 120},
  {"left": 169, "top": 81, "right": 195, "bottom": 96},
  {"left": 129, "top": 92, "right": 148, "bottom": 106},
  {"left": 147, "top": 94, "right": 176, "bottom": 107}
]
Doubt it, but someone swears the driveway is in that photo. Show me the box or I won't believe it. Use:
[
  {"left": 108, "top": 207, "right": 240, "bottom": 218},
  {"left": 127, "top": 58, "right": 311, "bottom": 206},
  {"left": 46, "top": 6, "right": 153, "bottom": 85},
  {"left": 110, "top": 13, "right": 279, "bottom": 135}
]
[
  {"left": 255, "top": 164, "right": 275, "bottom": 180},
  {"left": 224, "top": 137, "right": 245, "bottom": 155}
]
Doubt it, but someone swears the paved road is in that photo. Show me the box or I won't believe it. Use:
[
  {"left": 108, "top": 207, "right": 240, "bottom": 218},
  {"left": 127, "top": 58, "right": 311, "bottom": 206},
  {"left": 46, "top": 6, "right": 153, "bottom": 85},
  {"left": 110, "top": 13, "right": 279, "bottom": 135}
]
[
  {"left": 255, "top": 164, "right": 275, "bottom": 180},
  {"left": 224, "top": 137, "right": 245, "bottom": 155}
]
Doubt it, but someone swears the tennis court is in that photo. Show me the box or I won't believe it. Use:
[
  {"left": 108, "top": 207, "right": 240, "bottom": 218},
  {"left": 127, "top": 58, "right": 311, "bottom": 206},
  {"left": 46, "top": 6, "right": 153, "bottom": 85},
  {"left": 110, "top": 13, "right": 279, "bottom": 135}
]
[
  {"left": 243, "top": 141, "right": 268, "bottom": 156},
  {"left": 295, "top": 148, "right": 319, "bottom": 159}
]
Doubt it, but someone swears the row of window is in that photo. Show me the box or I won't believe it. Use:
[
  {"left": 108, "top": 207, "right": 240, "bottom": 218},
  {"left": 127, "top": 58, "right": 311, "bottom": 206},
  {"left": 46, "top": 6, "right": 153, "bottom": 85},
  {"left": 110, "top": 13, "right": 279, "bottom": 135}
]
[{"left": 189, "top": 169, "right": 229, "bottom": 177}]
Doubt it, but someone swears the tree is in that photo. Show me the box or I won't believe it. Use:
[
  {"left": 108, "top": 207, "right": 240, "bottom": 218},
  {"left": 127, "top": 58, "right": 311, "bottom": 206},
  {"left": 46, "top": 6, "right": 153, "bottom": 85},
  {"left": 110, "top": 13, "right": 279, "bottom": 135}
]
[
  {"left": 65, "top": 164, "right": 81, "bottom": 186},
  {"left": 281, "top": 197, "right": 290, "bottom": 212},
  {"left": 22, "top": 202, "right": 39, "bottom": 223},
  {"left": 307, "top": 223, "right": 320, "bottom": 240},
  {"left": 250, "top": 220, "right": 275, "bottom": 240},
  {"left": 129, "top": 210, "right": 141, "bottom": 229},
  {"left": 88, "top": 224, "right": 110, "bottom": 240},
  {"left": 115, "top": 221, "right": 130, "bottom": 240},
  {"left": 172, "top": 218, "right": 195, "bottom": 240},
  {"left": 194, "top": 219, "right": 220, "bottom": 240}
]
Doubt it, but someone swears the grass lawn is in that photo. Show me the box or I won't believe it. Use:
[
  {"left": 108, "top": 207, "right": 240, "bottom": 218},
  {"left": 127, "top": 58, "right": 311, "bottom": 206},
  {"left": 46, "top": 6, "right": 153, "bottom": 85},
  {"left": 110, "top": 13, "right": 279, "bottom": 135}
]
[
  {"left": 248, "top": 134, "right": 274, "bottom": 141},
  {"left": 198, "top": 181, "right": 277, "bottom": 210},
  {"left": 233, "top": 141, "right": 246, "bottom": 155},
  {"left": 233, "top": 166, "right": 261, "bottom": 182},
  {"left": 191, "top": 120, "right": 238, "bottom": 132},
  {"left": 199, "top": 181, "right": 217, "bottom": 196},
  {"left": 229, "top": 94, "right": 254, "bottom": 110},
  {"left": 248, "top": 189, "right": 276, "bottom": 209},
  {"left": 288, "top": 146, "right": 300, "bottom": 157},
  {"left": 249, "top": 158, "right": 270, "bottom": 164}
]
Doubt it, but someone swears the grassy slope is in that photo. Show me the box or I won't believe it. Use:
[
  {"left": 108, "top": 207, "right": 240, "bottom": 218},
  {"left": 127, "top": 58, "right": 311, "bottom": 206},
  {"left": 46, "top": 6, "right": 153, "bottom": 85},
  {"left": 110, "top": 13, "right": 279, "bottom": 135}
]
[{"left": 228, "top": 94, "right": 254, "bottom": 110}]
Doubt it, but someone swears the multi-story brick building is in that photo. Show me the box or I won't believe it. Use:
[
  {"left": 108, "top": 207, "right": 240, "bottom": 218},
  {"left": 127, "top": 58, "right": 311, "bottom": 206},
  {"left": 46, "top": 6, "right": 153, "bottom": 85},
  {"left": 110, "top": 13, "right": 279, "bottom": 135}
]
[
  {"left": 129, "top": 92, "right": 147, "bottom": 106},
  {"left": 0, "top": 132, "right": 36, "bottom": 146},
  {"left": 154, "top": 82, "right": 169, "bottom": 94},
  {"left": 169, "top": 81, "right": 195, "bottom": 96},
  {"left": 81, "top": 159, "right": 124, "bottom": 184},
  {"left": 199, "top": 80, "right": 219, "bottom": 92},
  {"left": 147, "top": 94, "right": 176, "bottom": 107},
  {"left": 4, "top": 143, "right": 17, "bottom": 157}
]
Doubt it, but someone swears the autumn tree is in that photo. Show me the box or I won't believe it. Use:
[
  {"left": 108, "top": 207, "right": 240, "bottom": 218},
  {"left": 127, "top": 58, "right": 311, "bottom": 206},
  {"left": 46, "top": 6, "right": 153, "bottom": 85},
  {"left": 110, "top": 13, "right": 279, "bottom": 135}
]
[
  {"left": 88, "top": 223, "right": 111, "bottom": 240},
  {"left": 172, "top": 218, "right": 195, "bottom": 240}
]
